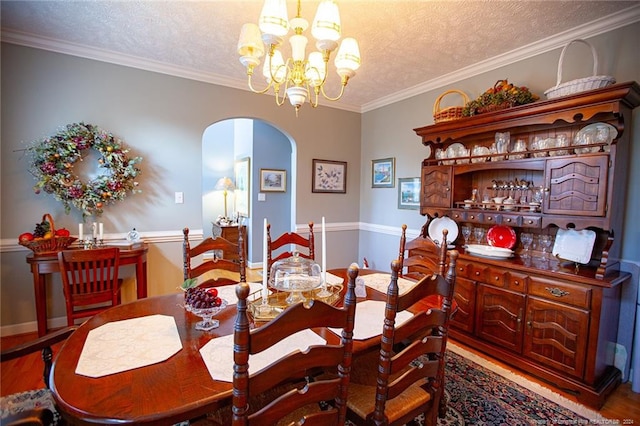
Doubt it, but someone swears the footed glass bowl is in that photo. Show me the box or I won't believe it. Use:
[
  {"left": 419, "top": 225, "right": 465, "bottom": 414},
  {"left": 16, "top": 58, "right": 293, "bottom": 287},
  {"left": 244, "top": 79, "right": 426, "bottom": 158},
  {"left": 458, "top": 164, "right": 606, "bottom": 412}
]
[{"left": 185, "top": 299, "right": 228, "bottom": 331}]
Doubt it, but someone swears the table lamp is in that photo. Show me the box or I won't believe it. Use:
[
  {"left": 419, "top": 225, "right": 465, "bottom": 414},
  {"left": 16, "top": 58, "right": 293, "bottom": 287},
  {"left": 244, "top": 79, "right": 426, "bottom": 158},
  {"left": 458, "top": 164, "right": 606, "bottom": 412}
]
[{"left": 214, "top": 177, "right": 236, "bottom": 218}]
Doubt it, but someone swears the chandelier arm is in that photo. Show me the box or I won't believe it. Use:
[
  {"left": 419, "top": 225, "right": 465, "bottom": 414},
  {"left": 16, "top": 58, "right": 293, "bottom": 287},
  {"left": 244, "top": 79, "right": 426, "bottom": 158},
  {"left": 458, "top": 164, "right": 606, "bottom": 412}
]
[
  {"left": 319, "top": 77, "right": 349, "bottom": 101},
  {"left": 274, "top": 84, "right": 287, "bottom": 106},
  {"left": 308, "top": 85, "right": 320, "bottom": 108},
  {"left": 247, "top": 71, "right": 273, "bottom": 95}
]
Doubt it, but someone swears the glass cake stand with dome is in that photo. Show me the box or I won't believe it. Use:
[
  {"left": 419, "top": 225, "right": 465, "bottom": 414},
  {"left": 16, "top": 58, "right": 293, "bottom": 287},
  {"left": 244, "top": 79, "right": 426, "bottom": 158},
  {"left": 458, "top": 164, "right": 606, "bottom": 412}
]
[{"left": 269, "top": 251, "right": 322, "bottom": 305}]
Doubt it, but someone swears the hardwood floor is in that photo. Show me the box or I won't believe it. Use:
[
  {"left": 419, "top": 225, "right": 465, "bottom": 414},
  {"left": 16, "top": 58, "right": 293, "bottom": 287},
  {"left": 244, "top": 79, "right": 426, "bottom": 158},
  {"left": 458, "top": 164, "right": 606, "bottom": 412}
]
[{"left": 2, "top": 331, "right": 638, "bottom": 422}]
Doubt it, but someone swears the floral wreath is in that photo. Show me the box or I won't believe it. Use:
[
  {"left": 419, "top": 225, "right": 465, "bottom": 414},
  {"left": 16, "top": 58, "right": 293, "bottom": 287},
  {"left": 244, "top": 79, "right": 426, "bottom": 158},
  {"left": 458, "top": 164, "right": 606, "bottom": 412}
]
[{"left": 28, "top": 122, "right": 142, "bottom": 217}]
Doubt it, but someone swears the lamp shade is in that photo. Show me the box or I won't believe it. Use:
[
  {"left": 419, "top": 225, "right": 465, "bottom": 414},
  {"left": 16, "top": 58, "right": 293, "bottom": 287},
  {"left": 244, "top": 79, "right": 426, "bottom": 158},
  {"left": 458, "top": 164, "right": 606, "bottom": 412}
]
[
  {"left": 305, "top": 51, "right": 326, "bottom": 87},
  {"left": 335, "top": 37, "right": 361, "bottom": 73},
  {"left": 259, "top": 0, "right": 289, "bottom": 37},
  {"left": 238, "top": 23, "right": 265, "bottom": 58},
  {"left": 263, "top": 49, "right": 286, "bottom": 83},
  {"left": 215, "top": 177, "right": 236, "bottom": 192},
  {"left": 312, "top": 0, "right": 341, "bottom": 42}
]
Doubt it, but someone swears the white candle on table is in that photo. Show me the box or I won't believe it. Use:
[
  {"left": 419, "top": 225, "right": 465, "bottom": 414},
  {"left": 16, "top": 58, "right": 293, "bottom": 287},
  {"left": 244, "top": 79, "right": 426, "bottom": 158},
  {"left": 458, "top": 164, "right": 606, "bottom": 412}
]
[
  {"left": 262, "top": 218, "right": 268, "bottom": 300},
  {"left": 322, "top": 216, "right": 327, "bottom": 284},
  {"left": 92, "top": 222, "right": 97, "bottom": 239},
  {"left": 99, "top": 223, "right": 104, "bottom": 240},
  {"left": 78, "top": 224, "right": 83, "bottom": 241}
]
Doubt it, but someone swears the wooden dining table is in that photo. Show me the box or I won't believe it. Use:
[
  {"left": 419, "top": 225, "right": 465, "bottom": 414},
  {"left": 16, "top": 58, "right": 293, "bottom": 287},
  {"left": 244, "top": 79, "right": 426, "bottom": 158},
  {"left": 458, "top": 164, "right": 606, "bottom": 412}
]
[
  {"left": 26, "top": 244, "right": 149, "bottom": 336},
  {"left": 48, "top": 268, "right": 418, "bottom": 425}
]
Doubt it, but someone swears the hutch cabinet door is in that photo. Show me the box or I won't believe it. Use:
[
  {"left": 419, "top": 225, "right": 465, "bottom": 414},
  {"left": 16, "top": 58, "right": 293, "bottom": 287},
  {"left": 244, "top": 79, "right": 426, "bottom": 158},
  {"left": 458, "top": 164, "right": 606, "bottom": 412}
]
[
  {"left": 451, "top": 276, "right": 476, "bottom": 333},
  {"left": 544, "top": 155, "right": 608, "bottom": 216},
  {"left": 420, "top": 165, "right": 452, "bottom": 210},
  {"left": 475, "top": 284, "right": 526, "bottom": 352},
  {"left": 524, "top": 296, "right": 589, "bottom": 379}
]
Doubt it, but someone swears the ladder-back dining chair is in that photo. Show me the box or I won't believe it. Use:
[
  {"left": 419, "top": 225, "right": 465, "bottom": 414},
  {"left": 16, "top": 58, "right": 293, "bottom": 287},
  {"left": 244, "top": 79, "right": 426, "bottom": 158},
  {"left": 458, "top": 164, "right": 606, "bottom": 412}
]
[
  {"left": 231, "top": 263, "right": 359, "bottom": 425},
  {"left": 183, "top": 227, "right": 246, "bottom": 287},
  {"left": 266, "top": 222, "right": 314, "bottom": 271},
  {"left": 346, "top": 254, "right": 458, "bottom": 426},
  {"left": 57, "top": 247, "right": 122, "bottom": 326},
  {"left": 398, "top": 223, "right": 449, "bottom": 280},
  {"left": 0, "top": 326, "right": 78, "bottom": 425}
]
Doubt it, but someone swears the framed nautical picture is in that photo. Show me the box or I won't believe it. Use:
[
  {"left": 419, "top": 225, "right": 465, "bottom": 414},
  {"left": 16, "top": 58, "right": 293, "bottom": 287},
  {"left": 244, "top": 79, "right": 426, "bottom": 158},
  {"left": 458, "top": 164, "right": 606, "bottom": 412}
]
[{"left": 372, "top": 157, "right": 395, "bottom": 188}]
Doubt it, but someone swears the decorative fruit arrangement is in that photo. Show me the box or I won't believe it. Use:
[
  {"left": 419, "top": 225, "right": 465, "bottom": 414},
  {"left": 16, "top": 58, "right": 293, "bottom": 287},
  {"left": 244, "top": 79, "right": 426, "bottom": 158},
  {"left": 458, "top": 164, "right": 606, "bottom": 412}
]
[
  {"left": 181, "top": 278, "right": 223, "bottom": 309},
  {"left": 18, "top": 213, "right": 76, "bottom": 254},
  {"left": 184, "top": 287, "right": 223, "bottom": 309},
  {"left": 462, "top": 79, "right": 539, "bottom": 116}
]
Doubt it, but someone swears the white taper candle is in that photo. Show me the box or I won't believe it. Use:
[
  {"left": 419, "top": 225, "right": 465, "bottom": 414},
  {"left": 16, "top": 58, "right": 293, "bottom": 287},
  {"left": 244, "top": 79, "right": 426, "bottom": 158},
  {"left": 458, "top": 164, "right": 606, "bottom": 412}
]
[
  {"left": 262, "top": 218, "right": 268, "bottom": 299},
  {"left": 322, "top": 216, "right": 327, "bottom": 284},
  {"left": 78, "top": 223, "right": 83, "bottom": 241},
  {"left": 92, "top": 222, "right": 97, "bottom": 238},
  {"left": 99, "top": 223, "right": 104, "bottom": 240}
]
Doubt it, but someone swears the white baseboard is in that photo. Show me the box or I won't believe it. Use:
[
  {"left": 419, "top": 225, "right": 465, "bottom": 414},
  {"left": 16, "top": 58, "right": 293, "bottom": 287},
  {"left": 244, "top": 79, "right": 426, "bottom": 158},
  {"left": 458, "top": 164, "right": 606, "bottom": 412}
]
[{"left": 1, "top": 316, "right": 68, "bottom": 337}]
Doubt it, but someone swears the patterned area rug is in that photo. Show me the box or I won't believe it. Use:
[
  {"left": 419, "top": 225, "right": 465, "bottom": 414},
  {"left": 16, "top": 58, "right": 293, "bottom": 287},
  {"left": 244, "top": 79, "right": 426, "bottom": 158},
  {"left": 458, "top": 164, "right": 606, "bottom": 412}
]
[{"left": 431, "top": 342, "right": 607, "bottom": 425}]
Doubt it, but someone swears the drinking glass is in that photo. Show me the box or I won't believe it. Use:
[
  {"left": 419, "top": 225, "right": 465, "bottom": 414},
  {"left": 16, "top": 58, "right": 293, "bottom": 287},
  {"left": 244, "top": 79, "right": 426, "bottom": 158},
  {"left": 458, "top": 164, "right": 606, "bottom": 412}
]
[
  {"left": 461, "top": 225, "right": 472, "bottom": 247},
  {"left": 539, "top": 235, "right": 553, "bottom": 262},
  {"left": 520, "top": 233, "right": 533, "bottom": 259},
  {"left": 473, "top": 227, "right": 485, "bottom": 244}
]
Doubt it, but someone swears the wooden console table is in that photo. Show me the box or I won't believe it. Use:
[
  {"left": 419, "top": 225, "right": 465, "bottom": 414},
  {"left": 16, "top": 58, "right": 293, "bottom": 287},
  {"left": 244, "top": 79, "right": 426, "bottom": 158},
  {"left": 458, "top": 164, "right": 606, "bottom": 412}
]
[
  {"left": 211, "top": 223, "right": 247, "bottom": 262},
  {"left": 26, "top": 244, "right": 149, "bottom": 336}
]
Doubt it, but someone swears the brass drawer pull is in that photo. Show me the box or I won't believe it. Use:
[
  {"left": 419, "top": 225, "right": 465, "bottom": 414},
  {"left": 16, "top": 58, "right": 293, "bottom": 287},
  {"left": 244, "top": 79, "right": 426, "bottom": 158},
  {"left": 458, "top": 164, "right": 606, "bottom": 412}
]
[{"left": 546, "top": 287, "right": 569, "bottom": 297}]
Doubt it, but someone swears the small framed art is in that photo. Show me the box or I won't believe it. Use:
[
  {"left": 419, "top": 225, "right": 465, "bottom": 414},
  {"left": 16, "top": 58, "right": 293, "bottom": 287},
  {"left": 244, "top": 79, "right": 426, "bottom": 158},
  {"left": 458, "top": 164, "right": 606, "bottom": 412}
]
[
  {"left": 312, "top": 159, "right": 347, "bottom": 193},
  {"left": 372, "top": 157, "right": 395, "bottom": 188},
  {"left": 398, "top": 177, "right": 421, "bottom": 210},
  {"left": 260, "top": 169, "right": 286, "bottom": 192}
]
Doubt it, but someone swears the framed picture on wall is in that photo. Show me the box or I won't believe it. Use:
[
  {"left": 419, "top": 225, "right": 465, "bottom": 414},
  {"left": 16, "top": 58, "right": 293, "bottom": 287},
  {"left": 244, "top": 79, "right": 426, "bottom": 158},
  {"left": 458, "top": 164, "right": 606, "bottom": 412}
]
[
  {"left": 234, "top": 157, "right": 250, "bottom": 217},
  {"left": 372, "top": 157, "right": 395, "bottom": 188},
  {"left": 398, "top": 177, "right": 420, "bottom": 210},
  {"left": 260, "top": 169, "right": 286, "bottom": 192},
  {"left": 312, "top": 159, "right": 347, "bottom": 193}
]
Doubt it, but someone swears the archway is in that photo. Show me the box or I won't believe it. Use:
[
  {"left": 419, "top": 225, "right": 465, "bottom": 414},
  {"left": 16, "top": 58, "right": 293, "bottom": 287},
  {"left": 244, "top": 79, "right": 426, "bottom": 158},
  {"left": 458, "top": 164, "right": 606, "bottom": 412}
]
[{"left": 202, "top": 118, "right": 295, "bottom": 265}]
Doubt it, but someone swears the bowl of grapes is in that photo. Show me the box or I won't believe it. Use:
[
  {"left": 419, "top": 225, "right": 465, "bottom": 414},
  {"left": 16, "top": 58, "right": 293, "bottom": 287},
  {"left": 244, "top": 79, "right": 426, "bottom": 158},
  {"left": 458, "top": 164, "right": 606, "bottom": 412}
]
[{"left": 184, "top": 286, "right": 228, "bottom": 331}]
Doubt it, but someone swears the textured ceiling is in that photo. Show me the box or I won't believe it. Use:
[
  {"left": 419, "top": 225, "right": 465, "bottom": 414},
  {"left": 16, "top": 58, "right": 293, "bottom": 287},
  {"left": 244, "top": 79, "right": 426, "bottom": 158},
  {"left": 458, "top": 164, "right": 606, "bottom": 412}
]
[{"left": 1, "top": 1, "right": 639, "bottom": 112}]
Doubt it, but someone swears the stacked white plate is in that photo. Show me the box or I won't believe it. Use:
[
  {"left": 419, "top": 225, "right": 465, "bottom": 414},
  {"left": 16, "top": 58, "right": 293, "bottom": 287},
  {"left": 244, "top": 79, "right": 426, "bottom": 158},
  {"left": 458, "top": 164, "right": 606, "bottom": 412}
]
[{"left": 465, "top": 244, "right": 514, "bottom": 259}]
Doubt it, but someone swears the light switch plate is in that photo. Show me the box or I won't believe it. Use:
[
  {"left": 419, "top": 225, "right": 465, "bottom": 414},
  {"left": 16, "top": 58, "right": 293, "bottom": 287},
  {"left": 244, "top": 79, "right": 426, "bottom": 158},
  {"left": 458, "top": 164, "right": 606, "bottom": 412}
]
[
  {"left": 258, "top": 193, "right": 266, "bottom": 201},
  {"left": 175, "top": 192, "right": 184, "bottom": 204}
]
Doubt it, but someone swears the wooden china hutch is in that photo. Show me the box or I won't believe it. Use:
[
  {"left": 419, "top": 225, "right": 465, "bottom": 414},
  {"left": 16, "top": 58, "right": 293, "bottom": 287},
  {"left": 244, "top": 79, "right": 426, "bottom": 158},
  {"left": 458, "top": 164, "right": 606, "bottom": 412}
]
[{"left": 413, "top": 82, "right": 639, "bottom": 409}]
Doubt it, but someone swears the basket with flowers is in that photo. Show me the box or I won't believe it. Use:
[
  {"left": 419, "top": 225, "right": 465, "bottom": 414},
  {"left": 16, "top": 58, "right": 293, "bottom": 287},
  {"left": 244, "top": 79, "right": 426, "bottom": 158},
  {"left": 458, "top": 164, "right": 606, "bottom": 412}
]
[{"left": 463, "top": 80, "right": 539, "bottom": 116}]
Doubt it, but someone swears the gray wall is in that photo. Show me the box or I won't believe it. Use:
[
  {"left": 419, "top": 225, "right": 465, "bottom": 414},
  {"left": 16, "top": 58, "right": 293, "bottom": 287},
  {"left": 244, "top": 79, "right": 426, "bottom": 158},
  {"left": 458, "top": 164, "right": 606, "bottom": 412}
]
[{"left": 1, "top": 42, "right": 361, "bottom": 331}]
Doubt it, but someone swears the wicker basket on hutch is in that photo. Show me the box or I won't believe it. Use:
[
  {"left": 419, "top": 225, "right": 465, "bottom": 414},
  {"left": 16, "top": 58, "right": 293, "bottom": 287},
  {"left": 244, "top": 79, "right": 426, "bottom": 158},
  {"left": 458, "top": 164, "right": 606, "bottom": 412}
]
[
  {"left": 433, "top": 89, "right": 469, "bottom": 123},
  {"left": 544, "top": 39, "right": 615, "bottom": 99},
  {"left": 19, "top": 213, "right": 77, "bottom": 255}
]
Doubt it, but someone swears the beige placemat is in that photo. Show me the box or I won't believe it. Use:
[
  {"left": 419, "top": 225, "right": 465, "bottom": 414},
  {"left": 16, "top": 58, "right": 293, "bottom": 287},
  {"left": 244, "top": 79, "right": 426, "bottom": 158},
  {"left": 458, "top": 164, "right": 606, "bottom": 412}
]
[
  {"left": 361, "top": 273, "right": 417, "bottom": 295},
  {"left": 75, "top": 314, "right": 182, "bottom": 378},
  {"left": 199, "top": 329, "right": 326, "bottom": 382},
  {"left": 215, "top": 282, "right": 263, "bottom": 305},
  {"left": 330, "top": 300, "right": 413, "bottom": 340}
]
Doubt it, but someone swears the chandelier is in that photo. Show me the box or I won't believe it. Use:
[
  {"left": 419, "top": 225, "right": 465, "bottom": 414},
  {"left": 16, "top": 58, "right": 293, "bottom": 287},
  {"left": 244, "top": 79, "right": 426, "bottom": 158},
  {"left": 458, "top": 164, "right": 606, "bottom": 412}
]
[{"left": 237, "top": 0, "right": 361, "bottom": 114}]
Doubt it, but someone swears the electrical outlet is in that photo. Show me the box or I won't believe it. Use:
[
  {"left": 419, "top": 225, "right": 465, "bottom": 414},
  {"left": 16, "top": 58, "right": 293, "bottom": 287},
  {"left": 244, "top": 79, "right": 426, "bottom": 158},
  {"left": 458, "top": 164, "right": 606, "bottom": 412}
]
[{"left": 175, "top": 192, "right": 184, "bottom": 204}]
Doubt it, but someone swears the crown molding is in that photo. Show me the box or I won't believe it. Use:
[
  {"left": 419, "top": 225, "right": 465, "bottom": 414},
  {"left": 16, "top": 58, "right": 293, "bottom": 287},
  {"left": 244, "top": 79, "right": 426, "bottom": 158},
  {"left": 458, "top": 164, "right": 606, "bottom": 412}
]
[
  {"left": 360, "top": 4, "right": 640, "bottom": 112},
  {"left": 2, "top": 4, "right": 639, "bottom": 115}
]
